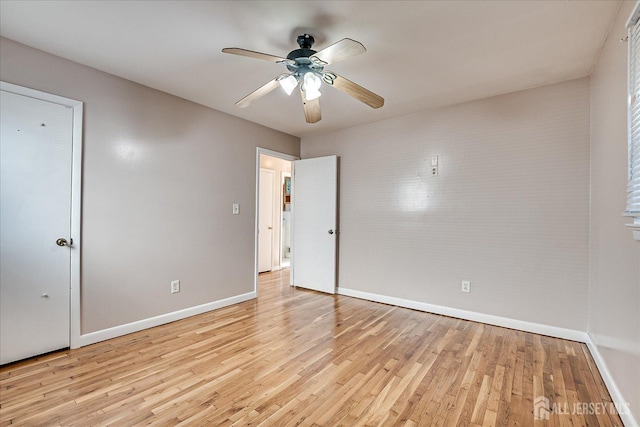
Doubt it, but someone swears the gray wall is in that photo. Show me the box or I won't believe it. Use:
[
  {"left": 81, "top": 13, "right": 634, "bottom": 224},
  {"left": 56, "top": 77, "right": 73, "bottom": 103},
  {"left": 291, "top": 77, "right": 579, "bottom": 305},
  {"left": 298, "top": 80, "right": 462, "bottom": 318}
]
[
  {"left": 302, "top": 78, "right": 590, "bottom": 331},
  {"left": 0, "top": 37, "right": 300, "bottom": 334},
  {"left": 589, "top": 0, "right": 640, "bottom": 421},
  {"left": 3, "top": 18, "right": 637, "bottom": 420}
]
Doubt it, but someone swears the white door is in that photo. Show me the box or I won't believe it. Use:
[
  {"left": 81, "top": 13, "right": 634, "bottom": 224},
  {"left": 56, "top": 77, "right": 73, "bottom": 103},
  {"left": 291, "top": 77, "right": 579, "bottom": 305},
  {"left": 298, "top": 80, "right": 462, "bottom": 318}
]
[
  {"left": 291, "top": 155, "right": 337, "bottom": 294},
  {"left": 258, "top": 169, "right": 275, "bottom": 273},
  {"left": 1, "top": 90, "right": 73, "bottom": 364}
]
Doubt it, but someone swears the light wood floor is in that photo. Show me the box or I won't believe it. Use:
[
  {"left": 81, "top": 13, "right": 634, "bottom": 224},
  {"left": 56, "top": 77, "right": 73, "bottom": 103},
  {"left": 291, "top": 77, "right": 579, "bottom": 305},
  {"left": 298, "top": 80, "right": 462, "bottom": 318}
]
[{"left": 1, "top": 270, "right": 623, "bottom": 426}]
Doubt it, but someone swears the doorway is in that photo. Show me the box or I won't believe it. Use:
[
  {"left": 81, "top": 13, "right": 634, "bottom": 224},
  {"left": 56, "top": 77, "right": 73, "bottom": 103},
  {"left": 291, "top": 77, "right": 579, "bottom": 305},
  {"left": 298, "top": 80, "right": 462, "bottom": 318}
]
[
  {"left": 255, "top": 149, "right": 297, "bottom": 293},
  {"left": 0, "top": 82, "right": 83, "bottom": 363}
]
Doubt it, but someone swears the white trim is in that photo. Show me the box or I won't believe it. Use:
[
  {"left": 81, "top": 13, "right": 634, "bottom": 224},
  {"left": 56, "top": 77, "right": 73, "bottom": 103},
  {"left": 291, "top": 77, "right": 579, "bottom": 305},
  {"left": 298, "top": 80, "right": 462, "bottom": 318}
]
[
  {"left": 626, "top": 218, "right": 640, "bottom": 241},
  {"left": 585, "top": 335, "right": 639, "bottom": 427},
  {"left": 69, "top": 96, "right": 83, "bottom": 350},
  {"left": 254, "top": 148, "right": 299, "bottom": 296},
  {"left": 626, "top": 1, "right": 640, "bottom": 28},
  {"left": 79, "top": 291, "right": 256, "bottom": 347},
  {"left": 627, "top": 2, "right": 640, "bottom": 222},
  {"left": 337, "top": 287, "right": 588, "bottom": 342},
  {"left": 0, "top": 81, "right": 83, "bottom": 350},
  {"left": 258, "top": 148, "right": 299, "bottom": 162},
  {"left": 338, "top": 287, "right": 640, "bottom": 422}
]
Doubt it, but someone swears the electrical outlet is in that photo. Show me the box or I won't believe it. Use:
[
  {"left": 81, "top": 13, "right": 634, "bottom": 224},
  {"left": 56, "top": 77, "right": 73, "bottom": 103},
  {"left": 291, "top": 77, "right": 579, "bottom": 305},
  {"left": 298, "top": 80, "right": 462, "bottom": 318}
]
[
  {"left": 171, "top": 280, "right": 180, "bottom": 294},
  {"left": 461, "top": 280, "right": 471, "bottom": 293},
  {"left": 431, "top": 166, "right": 438, "bottom": 176}
]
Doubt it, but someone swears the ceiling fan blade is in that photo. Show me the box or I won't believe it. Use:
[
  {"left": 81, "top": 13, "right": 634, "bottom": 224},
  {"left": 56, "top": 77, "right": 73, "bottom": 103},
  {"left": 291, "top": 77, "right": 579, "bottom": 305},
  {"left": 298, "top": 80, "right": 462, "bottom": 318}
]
[
  {"left": 222, "top": 48, "right": 294, "bottom": 65},
  {"left": 310, "top": 38, "right": 366, "bottom": 66},
  {"left": 300, "top": 88, "right": 322, "bottom": 123},
  {"left": 323, "top": 72, "right": 384, "bottom": 109},
  {"left": 235, "top": 75, "right": 287, "bottom": 108}
]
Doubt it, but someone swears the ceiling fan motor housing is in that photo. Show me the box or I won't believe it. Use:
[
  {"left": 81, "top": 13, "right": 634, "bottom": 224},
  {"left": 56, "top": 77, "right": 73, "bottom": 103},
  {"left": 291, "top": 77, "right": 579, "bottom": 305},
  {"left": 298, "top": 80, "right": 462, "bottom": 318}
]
[
  {"left": 286, "top": 48, "right": 317, "bottom": 61},
  {"left": 286, "top": 34, "right": 325, "bottom": 75}
]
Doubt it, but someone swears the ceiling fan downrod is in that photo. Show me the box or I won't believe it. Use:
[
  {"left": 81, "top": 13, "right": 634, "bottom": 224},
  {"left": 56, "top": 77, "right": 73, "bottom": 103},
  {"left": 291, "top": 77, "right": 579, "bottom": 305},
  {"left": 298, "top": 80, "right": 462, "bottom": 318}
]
[{"left": 297, "top": 34, "right": 315, "bottom": 49}]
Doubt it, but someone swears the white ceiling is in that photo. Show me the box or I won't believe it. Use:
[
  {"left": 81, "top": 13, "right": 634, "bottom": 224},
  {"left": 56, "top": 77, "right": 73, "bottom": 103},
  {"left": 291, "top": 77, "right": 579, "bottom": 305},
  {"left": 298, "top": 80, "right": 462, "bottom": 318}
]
[{"left": 0, "top": 0, "right": 623, "bottom": 137}]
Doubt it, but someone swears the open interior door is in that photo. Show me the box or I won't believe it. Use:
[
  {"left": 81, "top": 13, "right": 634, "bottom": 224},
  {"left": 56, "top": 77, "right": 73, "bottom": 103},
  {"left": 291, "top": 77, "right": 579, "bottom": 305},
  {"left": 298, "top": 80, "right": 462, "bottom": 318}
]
[{"left": 291, "top": 155, "right": 337, "bottom": 294}]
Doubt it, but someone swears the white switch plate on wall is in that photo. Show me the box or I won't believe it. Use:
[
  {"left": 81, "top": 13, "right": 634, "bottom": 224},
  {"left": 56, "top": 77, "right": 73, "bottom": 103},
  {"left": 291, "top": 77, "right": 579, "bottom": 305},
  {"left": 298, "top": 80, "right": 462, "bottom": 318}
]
[
  {"left": 232, "top": 204, "right": 239, "bottom": 215},
  {"left": 171, "top": 280, "right": 180, "bottom": 294},
  {"left": 461, "top": 280, "right": 471, "bottom": 293}
]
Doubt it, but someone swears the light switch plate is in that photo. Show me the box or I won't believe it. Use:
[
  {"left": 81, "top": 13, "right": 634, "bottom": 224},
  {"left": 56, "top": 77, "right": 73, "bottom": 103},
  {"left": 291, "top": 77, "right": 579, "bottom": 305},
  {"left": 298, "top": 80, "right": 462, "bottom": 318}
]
[
  {"left": 232, "top": 203, "right": 240, "bottom": 215},
  {"left": 461, "top": 280, "right": 471, "bottom": 293},
  {"left": 171, "top": 280, "right": 180, "bottom": 294}
]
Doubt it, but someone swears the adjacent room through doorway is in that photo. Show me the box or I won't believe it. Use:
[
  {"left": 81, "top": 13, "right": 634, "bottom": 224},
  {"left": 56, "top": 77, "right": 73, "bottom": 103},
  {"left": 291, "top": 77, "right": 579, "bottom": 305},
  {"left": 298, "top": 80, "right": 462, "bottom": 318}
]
[{"left": 256, "top": 150, "right": 295, "bottom": 286}]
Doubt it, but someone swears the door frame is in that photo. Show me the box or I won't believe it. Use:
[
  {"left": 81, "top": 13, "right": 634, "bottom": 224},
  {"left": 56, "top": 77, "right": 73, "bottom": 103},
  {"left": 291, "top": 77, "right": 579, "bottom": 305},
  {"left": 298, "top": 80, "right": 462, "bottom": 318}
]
[
  {"left": 1, "top": 81, "right": 83, "bottom": 350},
  {"left": 254, "top": 148, "right": 298, "bottom": 295}
]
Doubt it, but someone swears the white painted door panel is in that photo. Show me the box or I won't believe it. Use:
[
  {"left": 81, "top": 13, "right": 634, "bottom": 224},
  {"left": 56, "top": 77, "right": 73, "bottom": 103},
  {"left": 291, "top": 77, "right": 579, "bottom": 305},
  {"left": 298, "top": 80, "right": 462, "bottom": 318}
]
[
  {"left": 292, "top": 156, "right": 337, "bottom": 294},
  {"left": 1, "top": 90, "right": 72, "bottom": 364},
  {"left": 258, "top": 169, "right": 274, "bottom": 273}
]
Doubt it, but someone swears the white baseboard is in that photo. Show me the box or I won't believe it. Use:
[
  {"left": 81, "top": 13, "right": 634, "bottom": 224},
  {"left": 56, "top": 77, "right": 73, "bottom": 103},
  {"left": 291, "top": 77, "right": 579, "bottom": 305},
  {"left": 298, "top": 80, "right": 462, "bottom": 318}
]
[
  {"left": 338, "top": 287, "right": 639, "bottom": 425},
  {"left": 585, "top": 336, "right": 639, "bottom": 427},
  {"left": 337, "top": 287, "right": 587, "bottom": 342},
  {"left": 78, "top": 291, "right": 256, "bottom": 347},
  {"left": 76, "top": 285, "right": 636, "bottom": 425}
]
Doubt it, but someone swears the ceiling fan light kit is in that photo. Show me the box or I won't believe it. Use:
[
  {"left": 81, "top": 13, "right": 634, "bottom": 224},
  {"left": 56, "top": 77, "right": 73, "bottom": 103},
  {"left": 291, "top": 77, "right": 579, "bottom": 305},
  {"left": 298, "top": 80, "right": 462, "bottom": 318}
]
[
  {"left": 222, "top": 33, "right": 384, "bottom": 124},
  {"left": 278, "top": 74, "right": 298, "bottom": 96},
  {"left": 302, "top": 72, "right": 322, "bottom": 100}
]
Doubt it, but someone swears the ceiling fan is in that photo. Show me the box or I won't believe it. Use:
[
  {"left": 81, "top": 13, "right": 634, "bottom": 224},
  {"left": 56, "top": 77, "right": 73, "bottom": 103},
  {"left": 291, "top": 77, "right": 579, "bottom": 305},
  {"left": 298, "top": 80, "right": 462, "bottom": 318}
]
[{"left": 222, "top": 34, "right": 384, "bottom": 124}]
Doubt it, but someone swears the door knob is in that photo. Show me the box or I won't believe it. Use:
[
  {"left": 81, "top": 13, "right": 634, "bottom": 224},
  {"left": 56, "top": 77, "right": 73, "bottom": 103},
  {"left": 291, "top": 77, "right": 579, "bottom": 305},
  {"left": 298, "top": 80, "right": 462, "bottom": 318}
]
[
  {"left": 268, "top": 226, "right": 273, "bottom": 230},
  {"left": 328, "top": 230, "right": 334, "bottom": 235},
  {"left": 56, "top": 238, "right": 70, "bottom": 247}
]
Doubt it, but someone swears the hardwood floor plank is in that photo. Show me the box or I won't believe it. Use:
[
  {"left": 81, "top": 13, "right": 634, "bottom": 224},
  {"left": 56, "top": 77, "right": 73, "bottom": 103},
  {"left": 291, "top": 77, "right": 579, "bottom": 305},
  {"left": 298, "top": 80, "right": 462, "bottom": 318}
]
[{"left": 0, "top": 270, "right": 624, "bottom": 426}]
